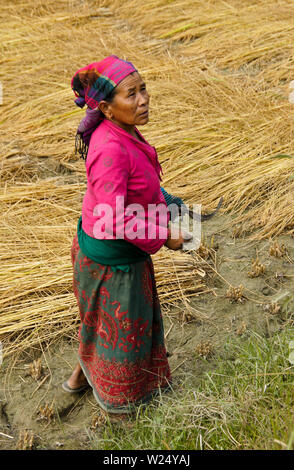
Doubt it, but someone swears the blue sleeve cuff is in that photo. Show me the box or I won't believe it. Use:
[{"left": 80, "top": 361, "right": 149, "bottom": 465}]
[{"left": 160, "top": 187, "right": 184, "bottom": 207}]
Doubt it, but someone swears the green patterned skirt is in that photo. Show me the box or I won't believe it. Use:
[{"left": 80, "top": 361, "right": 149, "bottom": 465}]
[{"left": 71, "top": 234, "right": 171, "bottom": 413}]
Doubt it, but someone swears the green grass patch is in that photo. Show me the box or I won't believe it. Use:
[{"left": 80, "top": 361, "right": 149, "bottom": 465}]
[{"left": 86, "top": 328, "right": 294, "bottom": 450}]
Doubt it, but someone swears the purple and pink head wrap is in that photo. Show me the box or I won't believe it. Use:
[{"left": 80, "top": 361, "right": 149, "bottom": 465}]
[{"left": 71, "top": 55, "right": 137, "bottom": 159}]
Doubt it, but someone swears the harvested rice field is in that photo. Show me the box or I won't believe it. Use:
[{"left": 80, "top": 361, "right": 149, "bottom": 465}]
[{"left": 1, "top": 0, "right": 294, "bottom": 451}]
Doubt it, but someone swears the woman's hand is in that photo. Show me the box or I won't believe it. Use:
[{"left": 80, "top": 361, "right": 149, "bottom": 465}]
[{"left": 164, "top": 230, "right": 192, "bottom": 251}]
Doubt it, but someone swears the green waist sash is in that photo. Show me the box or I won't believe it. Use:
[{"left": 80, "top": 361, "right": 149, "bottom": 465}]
[{"left": 77, "top": 216, "right": 150, "bottom": 272}]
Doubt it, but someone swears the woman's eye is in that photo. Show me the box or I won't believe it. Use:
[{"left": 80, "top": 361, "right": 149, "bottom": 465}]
[{"left": 128, "top": 87, "right": 147, "bottom": 97}]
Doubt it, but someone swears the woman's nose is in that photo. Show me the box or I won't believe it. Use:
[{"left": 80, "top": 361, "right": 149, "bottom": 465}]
[{"left": 138, "top": 91, "right": 149, "bottom": 106}]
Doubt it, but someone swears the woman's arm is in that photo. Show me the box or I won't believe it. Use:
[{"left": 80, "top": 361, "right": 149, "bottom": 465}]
[{"left": 87, "top": 143, "right": 170, "bottom": 254}]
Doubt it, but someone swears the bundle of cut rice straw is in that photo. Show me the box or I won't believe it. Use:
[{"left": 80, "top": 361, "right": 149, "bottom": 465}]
[{"left": 1, "top": 0, "right": 294, "bottom": 356}]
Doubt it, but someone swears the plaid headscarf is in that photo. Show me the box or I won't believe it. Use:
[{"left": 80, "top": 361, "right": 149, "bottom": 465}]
[{"left": 71, "top": 55, "right": 137, "bottom": 159}]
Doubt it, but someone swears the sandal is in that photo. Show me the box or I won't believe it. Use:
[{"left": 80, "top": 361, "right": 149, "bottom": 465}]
[{"left": 62, "top": 380, "right": 90, "bottom": 394}]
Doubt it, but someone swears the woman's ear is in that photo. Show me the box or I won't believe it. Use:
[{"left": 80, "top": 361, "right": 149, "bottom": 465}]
[{"left": 98, "top": 100, "right": 113, "bottom": 120}]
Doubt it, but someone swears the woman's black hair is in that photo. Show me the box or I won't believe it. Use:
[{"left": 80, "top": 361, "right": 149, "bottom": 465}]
[
  {"left": 104, "top": 87, "right": 117, "bottom": 103},
  {"left": 75, "top": 86, "right": 118, "bottom": 161},
  {"left": 72, "top": 74, "right": 84, "bottom": 97}
]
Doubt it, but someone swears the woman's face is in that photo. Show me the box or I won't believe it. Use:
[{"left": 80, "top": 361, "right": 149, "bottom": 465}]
[{"left": 100, "top": 72, "right": 150, "bottom": 133}]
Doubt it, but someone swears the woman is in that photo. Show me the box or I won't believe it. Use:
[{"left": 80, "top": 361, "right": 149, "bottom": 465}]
[{"left": 63, "top": 56, "right": 187, "bottom": 415}]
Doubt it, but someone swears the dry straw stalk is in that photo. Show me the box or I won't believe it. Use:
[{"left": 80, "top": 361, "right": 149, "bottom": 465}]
[{"left": 1, "top": 0, "right": 294, "bottom": 355}]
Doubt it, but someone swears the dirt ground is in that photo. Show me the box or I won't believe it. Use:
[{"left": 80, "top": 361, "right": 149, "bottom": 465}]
[{"left": 0, "top": 213, "right": 293, "bottom": 450}]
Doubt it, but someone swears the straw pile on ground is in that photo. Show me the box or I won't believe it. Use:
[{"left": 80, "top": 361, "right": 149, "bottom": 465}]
[{"left": 1, "top": 0, "right": 294, "bottom": 357}]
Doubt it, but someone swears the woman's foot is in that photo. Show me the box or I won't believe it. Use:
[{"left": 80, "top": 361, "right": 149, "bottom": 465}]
[{"left": 66, "top": 362, "right": 89, "bottom": 390}]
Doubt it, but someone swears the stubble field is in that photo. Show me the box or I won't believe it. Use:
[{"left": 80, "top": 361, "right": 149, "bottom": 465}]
[{"left": 1, "top": 0, "right": 294, "bottom": 450}]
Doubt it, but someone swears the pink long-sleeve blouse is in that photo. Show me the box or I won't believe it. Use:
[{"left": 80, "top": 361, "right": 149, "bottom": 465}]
[{"left": 81, "top": 119, "right": 169, "bottom": 254}]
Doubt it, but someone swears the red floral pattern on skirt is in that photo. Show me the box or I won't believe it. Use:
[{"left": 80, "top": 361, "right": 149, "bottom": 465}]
[{"left": 71, "top": 234, "right": 171, "bottom": 412}]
